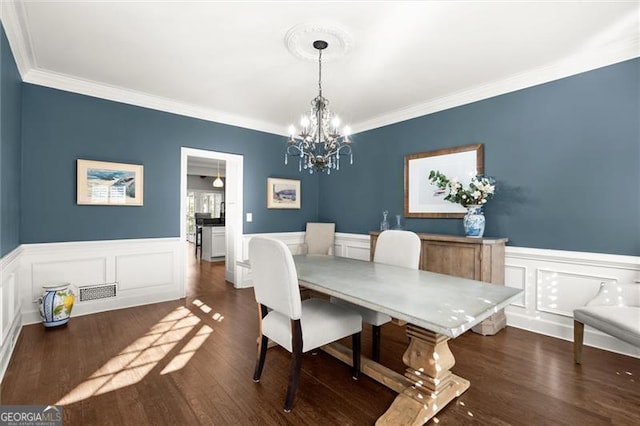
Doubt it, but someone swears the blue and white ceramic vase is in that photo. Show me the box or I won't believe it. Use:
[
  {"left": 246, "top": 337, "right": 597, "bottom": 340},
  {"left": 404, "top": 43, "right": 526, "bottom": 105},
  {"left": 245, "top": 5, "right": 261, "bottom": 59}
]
[
  {"left": 463, "top": 205, "right": 485, "bottom": 238},
  {"left": 38, "top": 283, "right": 75, "bottom": 328}
]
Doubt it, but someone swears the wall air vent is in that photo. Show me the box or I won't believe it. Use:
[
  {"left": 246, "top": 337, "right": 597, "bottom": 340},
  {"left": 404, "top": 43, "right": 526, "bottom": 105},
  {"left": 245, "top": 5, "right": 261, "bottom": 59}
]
[{"left": 79, "top": 283, "right": 117, "bottom": 302}]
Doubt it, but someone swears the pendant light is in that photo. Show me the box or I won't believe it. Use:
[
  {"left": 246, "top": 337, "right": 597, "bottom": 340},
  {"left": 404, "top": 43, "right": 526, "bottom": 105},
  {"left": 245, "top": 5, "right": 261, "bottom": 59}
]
[{"left": 213, "top": 160, "right": 224, "bottom": 188}]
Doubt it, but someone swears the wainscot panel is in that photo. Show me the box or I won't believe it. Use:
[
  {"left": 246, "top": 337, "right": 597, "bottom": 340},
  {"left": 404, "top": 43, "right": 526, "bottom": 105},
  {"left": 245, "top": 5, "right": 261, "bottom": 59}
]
[
  {"left": 19, "top": 238, "right": 184, "bottom": 325},
  {"left": 504, "top": 246, "right": 640, "bottom": 358},
  {"left": 0, "top": 246, "right": 23, "bottom": 382}
]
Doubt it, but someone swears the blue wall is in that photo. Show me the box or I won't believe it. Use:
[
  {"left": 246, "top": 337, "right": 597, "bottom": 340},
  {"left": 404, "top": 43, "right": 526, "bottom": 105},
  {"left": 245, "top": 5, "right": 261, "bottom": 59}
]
[
  {"left": 20, "top": 85, "right": 319, "bottom": 243},
  {"left": 0, "top": 23, "right": 22, "bottom": 256},
  {"left": 10, "top": 40, "right": 640, "bottom": 256},
  {"left": 319, "top": 59, "right": 640, "bottom": 256}
]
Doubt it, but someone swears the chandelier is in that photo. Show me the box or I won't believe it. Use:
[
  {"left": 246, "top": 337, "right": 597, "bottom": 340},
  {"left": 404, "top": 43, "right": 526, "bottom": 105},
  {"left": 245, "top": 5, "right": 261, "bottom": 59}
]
[{"left": 285, "top": 40, "right": 353, "bottom": 174}]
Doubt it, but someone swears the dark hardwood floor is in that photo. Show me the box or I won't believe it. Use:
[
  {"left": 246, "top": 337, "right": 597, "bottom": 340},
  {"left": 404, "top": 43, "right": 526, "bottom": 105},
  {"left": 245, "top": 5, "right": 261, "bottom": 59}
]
[{"left": 1, "top": 244, "right": 639, "bottom": 425}]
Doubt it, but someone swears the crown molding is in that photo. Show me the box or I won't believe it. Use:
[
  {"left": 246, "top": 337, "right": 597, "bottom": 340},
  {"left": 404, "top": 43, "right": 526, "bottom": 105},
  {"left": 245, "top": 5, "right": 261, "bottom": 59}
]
[
  {"left": 351, "top": 35, "right": 640, "bottom": 134},
  {"left": 1, "top": 0, "right": 35, "bottom": 76},
  {"left": 3, "top": 1, "right": 638, "bottom": 137},
  {"left": 22, "top": 68, "right": 285, "bottom": 136}
]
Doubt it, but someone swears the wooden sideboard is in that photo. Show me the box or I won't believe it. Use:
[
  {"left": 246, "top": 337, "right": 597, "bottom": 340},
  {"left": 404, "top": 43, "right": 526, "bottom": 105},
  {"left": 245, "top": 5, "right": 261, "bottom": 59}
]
[{"left": 370, "top": 231, "right": 508, "bottom": 335}]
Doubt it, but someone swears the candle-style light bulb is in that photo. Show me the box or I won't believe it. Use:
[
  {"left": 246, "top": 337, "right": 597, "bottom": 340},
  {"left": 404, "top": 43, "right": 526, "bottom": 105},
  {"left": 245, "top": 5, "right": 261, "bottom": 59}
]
[{"left": 332, "top": 117, "right": 341, "bottom": 130}]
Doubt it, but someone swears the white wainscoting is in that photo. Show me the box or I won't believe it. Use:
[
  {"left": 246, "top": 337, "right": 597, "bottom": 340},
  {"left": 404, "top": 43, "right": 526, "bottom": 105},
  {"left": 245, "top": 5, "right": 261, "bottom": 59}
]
[
  {"left": 238, "top": 232, "right": 640, "bottom": 358},
  {"left": 2, "top": 232, "right": 637, "bottom": 385},
  {"left": 0, "top": 237, "right": 184, "bottom": 383},
  {"left": 19, "top": 238, "right": 185, "bottom": 325},
  {"left": 504, "top": 246, "right": 640, "bottom": 358},
  {"left": 0, "top": 246, "right": 23, "bottom": 381}
]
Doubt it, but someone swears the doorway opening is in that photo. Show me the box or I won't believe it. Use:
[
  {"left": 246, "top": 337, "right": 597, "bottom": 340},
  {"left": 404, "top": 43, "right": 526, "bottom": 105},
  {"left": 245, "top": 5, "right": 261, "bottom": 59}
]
[{"left": 180, "top": 148, "right": 244, "bottom": 287}]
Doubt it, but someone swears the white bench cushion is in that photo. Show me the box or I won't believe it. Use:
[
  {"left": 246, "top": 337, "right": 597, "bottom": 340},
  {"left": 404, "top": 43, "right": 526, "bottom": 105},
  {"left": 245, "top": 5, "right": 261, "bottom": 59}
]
[{"left": 574, "top": 306, "right": 640, "bottom": 347}]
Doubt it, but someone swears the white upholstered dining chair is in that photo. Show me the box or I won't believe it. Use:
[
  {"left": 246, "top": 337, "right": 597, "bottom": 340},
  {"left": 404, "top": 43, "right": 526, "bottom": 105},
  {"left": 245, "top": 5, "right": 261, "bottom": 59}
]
[
  {"left": 332, "top": 230, "right": 421, "bottom": 362},
  {"left": 299, "top": 222, "right": 335, "bottom": 255},
  {"left": 249, "top": 237, "right": 362, "bottom": 412}
]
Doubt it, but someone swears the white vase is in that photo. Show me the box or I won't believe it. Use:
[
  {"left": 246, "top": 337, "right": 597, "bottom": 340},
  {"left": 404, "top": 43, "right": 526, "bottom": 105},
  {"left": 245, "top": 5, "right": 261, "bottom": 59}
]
[{"left": 463, "top": 205, "right": 485, "bottom": 238}]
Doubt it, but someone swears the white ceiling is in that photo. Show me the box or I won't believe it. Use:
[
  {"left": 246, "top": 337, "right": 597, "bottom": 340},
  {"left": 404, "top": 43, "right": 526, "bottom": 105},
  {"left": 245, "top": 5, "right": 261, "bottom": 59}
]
[
  {"left": 187, "top": 157, "right": 225, "bottom": 177},
  {"left": 2, "top": 1, "right": 638, "bottom": 136}
]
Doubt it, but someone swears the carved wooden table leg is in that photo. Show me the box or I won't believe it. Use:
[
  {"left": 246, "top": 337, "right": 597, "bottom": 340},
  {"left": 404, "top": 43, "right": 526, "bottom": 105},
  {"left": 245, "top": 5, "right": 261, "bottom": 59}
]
[{"left": 376, "top": 324, "right": 470, "bottom": 425}]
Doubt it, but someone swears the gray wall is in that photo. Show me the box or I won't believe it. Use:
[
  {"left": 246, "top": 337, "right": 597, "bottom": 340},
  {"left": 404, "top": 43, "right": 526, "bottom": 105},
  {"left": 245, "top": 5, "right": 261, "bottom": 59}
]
[
  {"left": 0, "top": 23, "right": 22, "bottom": 257},
  {"left": 20, "top": 85, "right": 320, "bottom": 243},
  {"left": 318, "top": 58, "right": 640, "bottom": 256}
]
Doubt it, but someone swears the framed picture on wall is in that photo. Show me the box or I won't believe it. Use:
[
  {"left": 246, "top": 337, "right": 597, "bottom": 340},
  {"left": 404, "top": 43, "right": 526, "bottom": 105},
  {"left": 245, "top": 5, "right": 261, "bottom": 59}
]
[
  {"left": 77, "top": 159, "right": 144, "bottom": 206},
  {"left": 404, "top": 143, "right": 484, "bottom": 218},
  {"left": 267, "top": 177, "right": 300, "bottom": 209}
]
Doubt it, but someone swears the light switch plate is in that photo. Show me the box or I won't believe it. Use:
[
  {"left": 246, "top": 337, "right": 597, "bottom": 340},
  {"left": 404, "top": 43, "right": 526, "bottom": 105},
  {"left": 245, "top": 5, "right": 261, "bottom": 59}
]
[{"left": 246, "top": 213, "right": 253, "bottom": 222}]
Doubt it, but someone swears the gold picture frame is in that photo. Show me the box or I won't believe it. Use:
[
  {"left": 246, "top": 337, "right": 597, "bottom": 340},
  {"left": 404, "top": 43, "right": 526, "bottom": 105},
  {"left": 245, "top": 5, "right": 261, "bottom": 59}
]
[
  {"left": 267, "top": 177, "right": 300, "bottom": 209},
  {"left": 404, "top": 144, "right": 484, "bottom": 218},
  {"left": 77, "top": 159, "right": 144, "bottom": 206}
]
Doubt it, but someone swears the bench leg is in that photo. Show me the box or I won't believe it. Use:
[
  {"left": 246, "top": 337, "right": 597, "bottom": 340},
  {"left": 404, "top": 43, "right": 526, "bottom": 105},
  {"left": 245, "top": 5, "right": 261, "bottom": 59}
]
[{"left": 573, "top": 320, "right": 584, "bottom": 364}]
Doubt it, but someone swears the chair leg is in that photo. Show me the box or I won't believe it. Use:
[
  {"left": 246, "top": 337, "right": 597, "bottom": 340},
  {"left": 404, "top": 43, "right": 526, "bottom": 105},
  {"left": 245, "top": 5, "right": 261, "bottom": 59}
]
[
  {"left": 352, "top": 332, "right": 361, "bottom": 379},
  {"left": 253, "top": 334, "right": 269, "bottom": 382},
  {"left": 372, "top": 325, "right": 381, "bottom": 362},
  {"left": 574, "top": 320, "right": 584, "bottom": 365},
  {"left": 284, "top": 320, "right": 303, "bottom": 412},
  {"left": 253, "top": 304, "right": 270, "bottom": 382}
]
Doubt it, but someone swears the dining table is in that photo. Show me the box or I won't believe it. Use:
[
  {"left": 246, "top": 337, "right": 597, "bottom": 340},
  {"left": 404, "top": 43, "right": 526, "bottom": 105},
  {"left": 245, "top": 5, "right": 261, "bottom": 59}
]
[{"left": 289, "top": 254, "right": 522, "bottom": 425}]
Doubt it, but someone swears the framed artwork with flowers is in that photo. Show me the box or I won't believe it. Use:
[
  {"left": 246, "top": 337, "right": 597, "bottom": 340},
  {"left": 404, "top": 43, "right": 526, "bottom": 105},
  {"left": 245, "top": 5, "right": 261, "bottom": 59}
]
[{"left": 404, "top": 144, "right": 484, "bottom": 218}]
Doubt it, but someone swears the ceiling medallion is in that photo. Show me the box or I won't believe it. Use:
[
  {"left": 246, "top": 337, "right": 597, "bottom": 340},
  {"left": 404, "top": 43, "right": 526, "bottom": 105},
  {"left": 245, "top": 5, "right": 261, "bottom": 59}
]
[{"left": 285, "top": 23, "right": 354, "bottom": 62}]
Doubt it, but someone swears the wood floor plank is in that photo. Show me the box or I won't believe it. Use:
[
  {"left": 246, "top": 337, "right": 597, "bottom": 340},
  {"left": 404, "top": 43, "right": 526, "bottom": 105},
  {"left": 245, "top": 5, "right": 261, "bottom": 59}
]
[{"left": 1, "top": 244, "right": 638, "bottom": 425}]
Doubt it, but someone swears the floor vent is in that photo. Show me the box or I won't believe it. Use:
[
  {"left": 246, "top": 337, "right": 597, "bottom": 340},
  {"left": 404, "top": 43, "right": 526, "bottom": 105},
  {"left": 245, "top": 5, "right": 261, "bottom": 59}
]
[{"left": 79, "top": 284, "right": 117, "bottom": 302}]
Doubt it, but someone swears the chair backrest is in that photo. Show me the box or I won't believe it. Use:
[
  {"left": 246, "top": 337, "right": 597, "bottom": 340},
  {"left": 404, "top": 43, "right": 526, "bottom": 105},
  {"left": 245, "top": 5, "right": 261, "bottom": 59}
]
[
  {"left": 248, "top": 237, "right": 302, "bottom": 320},
  {"left": 586, "top": 282, "right": 640, "bottom": 307},
  {"left": 374, "top": 230, "right": 421, "bottom": 269},
  {"left": 304, "top": 222, "right": 335, "bottom": 255}
]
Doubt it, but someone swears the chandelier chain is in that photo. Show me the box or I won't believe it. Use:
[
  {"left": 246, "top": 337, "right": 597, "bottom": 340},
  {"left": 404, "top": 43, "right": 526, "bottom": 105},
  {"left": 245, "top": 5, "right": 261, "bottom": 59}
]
[{"left": 318, "top": 48, "right": 322, "bottom": 97}]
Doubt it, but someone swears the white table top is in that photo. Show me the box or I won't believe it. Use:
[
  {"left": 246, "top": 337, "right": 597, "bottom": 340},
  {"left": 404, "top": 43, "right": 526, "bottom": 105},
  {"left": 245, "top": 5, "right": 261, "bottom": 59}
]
[{"left": 292, "top": 255, "right": 522, "bottom": 338}]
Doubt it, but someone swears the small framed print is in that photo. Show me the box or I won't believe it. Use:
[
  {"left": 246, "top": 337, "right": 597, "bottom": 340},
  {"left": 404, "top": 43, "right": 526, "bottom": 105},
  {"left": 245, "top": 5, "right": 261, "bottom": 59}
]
[
  {"left": 267, "top": 177, "right": 300, "bottom": 209},
  {"left": 77, "top": 159, "right": 144, "bottom": 206}
]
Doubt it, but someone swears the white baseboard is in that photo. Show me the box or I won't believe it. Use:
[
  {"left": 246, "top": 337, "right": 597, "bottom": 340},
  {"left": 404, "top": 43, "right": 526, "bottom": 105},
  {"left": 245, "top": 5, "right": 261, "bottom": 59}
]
[{"left": 0, "top": 314, "right": 21, "bottom": 382}]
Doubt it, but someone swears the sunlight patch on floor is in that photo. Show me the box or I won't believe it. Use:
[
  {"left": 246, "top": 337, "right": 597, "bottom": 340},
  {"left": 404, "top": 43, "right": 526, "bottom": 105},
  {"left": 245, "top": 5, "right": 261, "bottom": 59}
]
[
  {"left": 161, "top": 325, "right": 213, "bottom": 375},
  {"left": 193, "top": 298, "right": 224, "bottom": 321},
  {"left": 56, "top": 304, "right": 217, "bottom": 405}
]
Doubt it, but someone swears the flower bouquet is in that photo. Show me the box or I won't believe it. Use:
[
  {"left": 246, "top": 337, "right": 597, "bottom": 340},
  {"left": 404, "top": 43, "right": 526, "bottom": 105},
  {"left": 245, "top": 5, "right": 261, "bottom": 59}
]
[{"left": 428, "top": 170, "right": 496, "bottom": 207}]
